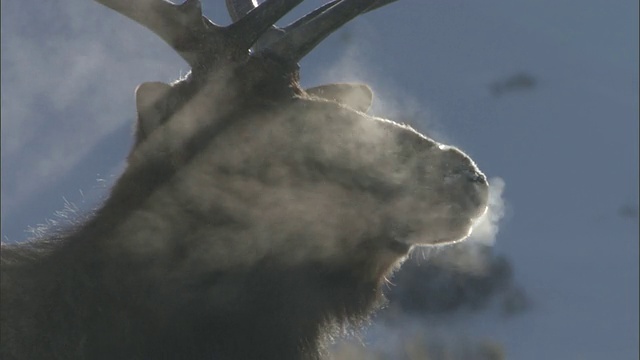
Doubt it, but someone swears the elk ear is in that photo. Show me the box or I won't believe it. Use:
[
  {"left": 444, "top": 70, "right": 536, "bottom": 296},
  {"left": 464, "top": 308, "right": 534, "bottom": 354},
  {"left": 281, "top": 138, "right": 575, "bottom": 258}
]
[
  {"left": 306, "top": 83, "right": 373, "bottom": 113},
  {"left": 134, "top": 81, "right": 173, "bottom": 146}
]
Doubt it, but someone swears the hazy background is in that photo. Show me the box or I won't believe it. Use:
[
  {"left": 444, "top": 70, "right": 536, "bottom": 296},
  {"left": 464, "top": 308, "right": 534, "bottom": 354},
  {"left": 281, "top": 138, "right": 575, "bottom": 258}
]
[{"left": 2, "top": 0, "right": 638, "bottom": 359}]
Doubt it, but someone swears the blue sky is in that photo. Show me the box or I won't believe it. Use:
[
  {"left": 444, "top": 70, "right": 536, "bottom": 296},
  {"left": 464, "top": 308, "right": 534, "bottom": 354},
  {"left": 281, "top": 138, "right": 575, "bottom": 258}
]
[{"left": 2, "top": 0, "right": 638, "bottom": 358}]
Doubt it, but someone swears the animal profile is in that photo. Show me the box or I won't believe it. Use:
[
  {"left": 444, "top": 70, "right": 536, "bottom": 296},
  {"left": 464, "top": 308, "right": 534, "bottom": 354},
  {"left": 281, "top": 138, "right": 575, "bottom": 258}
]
[{"left": 0, "top": 0, "right": 490, "bottom": 359}]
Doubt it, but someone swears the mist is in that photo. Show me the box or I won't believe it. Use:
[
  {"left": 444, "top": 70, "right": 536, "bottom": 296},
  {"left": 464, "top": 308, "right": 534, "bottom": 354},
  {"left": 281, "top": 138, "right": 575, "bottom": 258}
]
[
  {"left": 2, "top": 2, "right": 511, "bottom": 359},
  {"left": 305, "top": 34, "right": 507, "bottom": 246}
]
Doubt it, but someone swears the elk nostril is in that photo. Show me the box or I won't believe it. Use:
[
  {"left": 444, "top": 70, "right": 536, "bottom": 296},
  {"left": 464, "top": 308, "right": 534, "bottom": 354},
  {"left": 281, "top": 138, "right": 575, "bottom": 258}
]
[
  {"left": 442, "top": 148, "right": 487, "bottom": 185},
  {"left": 449, "top": 165, "right": 486, "bottom": 184},
  {"left": 467, "top": 170, "right": 487, "bottom": 185},
  {"left": 467, "top": 170, "right": 490, "bottom": 209}
]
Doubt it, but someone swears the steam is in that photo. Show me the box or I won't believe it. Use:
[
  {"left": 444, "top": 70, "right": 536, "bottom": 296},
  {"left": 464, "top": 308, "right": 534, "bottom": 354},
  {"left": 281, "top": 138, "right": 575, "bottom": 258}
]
[
  {"left": 308, "top": 34, "right": 508, "bottom": 248},
  {"left": 467, "top": 177, "right": 506, "bottom": 246}
]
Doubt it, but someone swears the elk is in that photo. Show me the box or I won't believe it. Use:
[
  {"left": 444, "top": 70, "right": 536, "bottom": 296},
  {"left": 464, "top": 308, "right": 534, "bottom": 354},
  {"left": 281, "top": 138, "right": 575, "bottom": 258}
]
[{"left": 0, "top": 0, "right": 490, "bottom": 359}]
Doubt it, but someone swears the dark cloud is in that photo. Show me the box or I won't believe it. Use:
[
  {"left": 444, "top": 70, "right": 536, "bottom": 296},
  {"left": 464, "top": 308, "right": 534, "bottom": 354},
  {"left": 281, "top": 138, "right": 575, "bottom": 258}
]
[
  {"left": 490, "top": 72, "right": 536, "bottom": 97},
  {"left": 617, "top": 204, "right": 639, "bottom": 220},
  {"left": 385, "top": 243, "right": 530, "bottom": 317}
]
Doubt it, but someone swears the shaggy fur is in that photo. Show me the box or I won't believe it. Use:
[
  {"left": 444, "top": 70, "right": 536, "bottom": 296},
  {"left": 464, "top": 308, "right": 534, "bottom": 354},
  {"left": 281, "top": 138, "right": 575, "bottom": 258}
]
[{"left": 1, "top": 1, "right": 489, "bottom": 359}]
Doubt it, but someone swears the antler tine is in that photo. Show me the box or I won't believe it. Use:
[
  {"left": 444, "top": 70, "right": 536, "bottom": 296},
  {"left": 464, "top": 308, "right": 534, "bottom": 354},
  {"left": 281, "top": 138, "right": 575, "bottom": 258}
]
[
  {"left": 95, "top": 0, "right": 219, "bottom": 68},
  {"left": 365, "top": 0, "right": 400, "bottom": 14},
  {"left": 226, "top": 0, "right": 304, "bottom": 51},
  {"left": 225, "top": 0, "right": 284, "bottom": 52},
  {"left": 226, "top": 0, "right": 258, "bottom": 22},
  {"left": 285, "top": 0, "right": 398, "bottom": 32},
  {"left": 269, "top": 0, "right": 378, "bottom": 62},
  {"left": 281, "top": 1, "right": 339, "bottom": 32},
  {"left": 226, "top": 0, "right": 397, "bottom": 60},
  {"left": 226, "top": 0, "right": 398, "bottom": 60},
  {"left": 225, "top": 0, "right": 334, "bottom": 24}
]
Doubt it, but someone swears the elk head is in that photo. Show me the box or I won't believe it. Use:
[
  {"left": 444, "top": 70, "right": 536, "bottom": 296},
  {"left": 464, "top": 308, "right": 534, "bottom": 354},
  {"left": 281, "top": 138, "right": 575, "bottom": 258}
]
[
  {"left": 0, "top": 1, "right": 491, "bottom": 359},
  {"left": 93, "top": 0, "right": 489, "bottom": 278},
  {"left": 90, "top": 1, "right": 492, "bottom": 341}
]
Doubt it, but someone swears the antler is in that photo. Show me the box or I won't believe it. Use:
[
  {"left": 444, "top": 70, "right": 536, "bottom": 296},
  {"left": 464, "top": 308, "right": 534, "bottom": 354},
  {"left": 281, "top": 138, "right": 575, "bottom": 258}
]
[
  {"left": 226, "top": 0, "right": 398, "bottom": 25},
  {"left": 96, "top": 0, "right": 398, "bottom": 70},
  {"left": 96, "top": 0, "right": 302, "bottom": 69},
  {"left": 226, "top": 0, "right": 398, "bottom": 56},
  {"left": 95, "top": 0, "right": 214, "bottom": 68},
  {"left": 270, "top": 0, "right": 396, "bottom": 61}
]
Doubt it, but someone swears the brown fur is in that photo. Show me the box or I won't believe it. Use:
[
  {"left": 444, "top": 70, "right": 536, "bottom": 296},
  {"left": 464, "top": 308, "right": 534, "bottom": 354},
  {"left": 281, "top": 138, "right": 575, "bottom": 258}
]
[{"left": 1, "top": 1, "right": 489, "bottom": 359}]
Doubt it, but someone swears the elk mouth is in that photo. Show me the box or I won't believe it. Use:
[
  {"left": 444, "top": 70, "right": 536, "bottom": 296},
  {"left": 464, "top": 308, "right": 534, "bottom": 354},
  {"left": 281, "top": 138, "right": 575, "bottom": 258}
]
[{"left": 408, "top": 175, "right": 489, "bottom": 246}]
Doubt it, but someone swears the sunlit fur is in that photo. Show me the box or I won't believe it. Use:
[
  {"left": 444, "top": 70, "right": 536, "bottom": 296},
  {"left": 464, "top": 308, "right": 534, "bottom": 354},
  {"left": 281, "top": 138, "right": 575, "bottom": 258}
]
[{"left": 0, "top": 5, "right": 488, "bottom": 360}]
